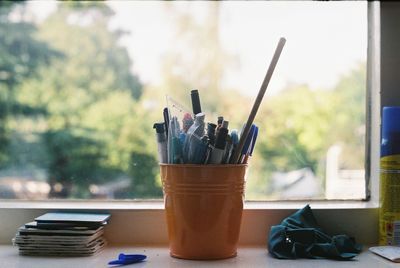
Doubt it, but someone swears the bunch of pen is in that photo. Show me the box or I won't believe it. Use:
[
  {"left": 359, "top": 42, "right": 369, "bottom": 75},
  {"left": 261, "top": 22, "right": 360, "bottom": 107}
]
[{"left": 153, "top": 89, "right": 258, "bottom": 165}]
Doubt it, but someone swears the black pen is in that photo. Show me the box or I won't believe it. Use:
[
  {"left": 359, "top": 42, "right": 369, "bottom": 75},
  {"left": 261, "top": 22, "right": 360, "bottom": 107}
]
[
  {"left": 190, "top": 89, "right": 202, "bottom": 115},
  {"left": 153, "top": 122, "right": 168, "bottom": 163},
  {"left": 207, "top": 123, "right": 217, "bottom": 146},
  {"left": 163, "top": 107, "right": 170, "bottom": 138},
  {"left": 209, "top": 121, "right": 228, "bottom": 164}
]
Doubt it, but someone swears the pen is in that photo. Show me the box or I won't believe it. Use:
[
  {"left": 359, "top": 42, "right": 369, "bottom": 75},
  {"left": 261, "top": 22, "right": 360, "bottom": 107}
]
[
  {"left": 153, "top": 122, "right": 168, "bottom": 163},
  {"left": 219, "top": 121, "right": 230, "bottom": 163},
  {"left": 244, "top": 125, "right": 258, "bottom": 164},
  {"left": 230, "top": 37, "right": 286, "bottom": 164},
  {"left": 207, "top": 123, "right": 217, "bottom": 146},
  {"left": 168, "top": 116, "right": 183, "bottom": 164},
  {"left": 209, "top": 120, "right": 228, "bottom": 164},
  {"left": 191, "top": 89, "right": 202, "bottom": 115},
  {"left": 203, "top": 137, "right": 212, "bottom": 164},
  {"left": 163, "top": 107, "right": 170, "bottom": 138},
  {"left": 217, "top": 116, "right": 224, "bottom": 126},
  {"left": 228, "top": 130, "right": 239, "bottom": 163},
  {"left": 242, "top": 125, "right": 258, "bottom": 164},
  {"left": 216, "top": 116, "right": 224, "bottom": 134},
  {"left": 172, "top": 137, "right": 183, "bottom": 164},
  {"left": 173, "top": 117, "right": 183, "bottom": 164},
  {"left": 239, "top": 124, "right": 256, "bottom": 164},
  {"left": 223, "top": 134, "right": 232, "bottom": 164},
  {"left": 183, "top": 112, "right": 205, "bottom": 163},
  {"left": 188, "top": 135, "right": 209, "bottom": 164},
  {"left": 167, "top": 117, "right": 174, "bottom": 163}
]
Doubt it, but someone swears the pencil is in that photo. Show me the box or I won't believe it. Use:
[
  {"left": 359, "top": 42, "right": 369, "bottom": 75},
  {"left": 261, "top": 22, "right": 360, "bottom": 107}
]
[{"left": 230, "top": 37, "right": 286, "bottom": 164}]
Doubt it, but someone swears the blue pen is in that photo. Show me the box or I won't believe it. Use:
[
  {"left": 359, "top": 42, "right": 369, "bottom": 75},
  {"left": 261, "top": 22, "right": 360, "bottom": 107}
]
[
  {"left": 243, "top": 125, "right": 258, "bottom": 164},
  {"left": 249, "top": 126, "right": 258, "bottom": 156},
  {"left": 179, "top": 132, "right": 186, "bottom": 145},
  {"left": 240, "top": 124, "right": 256, "bottom": 164},
  {"left": 168, "top": 116, "right": 183, "bottom": 164},
  {"left": 108, "top": 253, "right": 147, "bottom": 266},
  {"left": 231, "top": 130, "right": 239, "bottom": 146}
]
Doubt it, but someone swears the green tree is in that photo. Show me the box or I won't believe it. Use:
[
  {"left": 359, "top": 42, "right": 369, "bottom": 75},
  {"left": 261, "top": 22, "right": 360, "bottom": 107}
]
[
  {"left": 0, "top": 0, "right": 60, "bottom": 166},
  {"left": 160, "top": 2, "right": 236, "bottom": 115},
  {"left": 257, "top": 85, "right": 335, "bottom": 173},
  {"left": 16, "top": 2, "right": 158, "bottom": 198},
  {"left": 247, "top": 64, "right": 366, "bottom": 199},
  {"left": 328, "top": 63, "right": 366, "bottom": 169}
]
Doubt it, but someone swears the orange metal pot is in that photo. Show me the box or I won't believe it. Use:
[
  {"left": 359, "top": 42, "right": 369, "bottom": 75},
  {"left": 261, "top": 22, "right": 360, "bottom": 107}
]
[{"left": 160, "top": 164, "right": 247, "bottom": 260}]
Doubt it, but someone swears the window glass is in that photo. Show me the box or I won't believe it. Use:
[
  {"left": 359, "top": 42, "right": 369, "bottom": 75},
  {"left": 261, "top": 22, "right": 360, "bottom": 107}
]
[{"left": 0, "top": 1, "right": 367, "bottom": 200}]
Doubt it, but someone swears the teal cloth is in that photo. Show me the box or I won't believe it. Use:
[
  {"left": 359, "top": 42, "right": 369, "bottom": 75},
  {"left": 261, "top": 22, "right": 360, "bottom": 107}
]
[{"left": 268, "top": 205, "right": 362, "bottom": 260}]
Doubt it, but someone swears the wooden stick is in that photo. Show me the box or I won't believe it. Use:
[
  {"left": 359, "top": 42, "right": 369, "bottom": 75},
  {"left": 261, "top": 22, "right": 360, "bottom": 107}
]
[{"left": 230, "top": 37, "right": 286, "bottom": 164}]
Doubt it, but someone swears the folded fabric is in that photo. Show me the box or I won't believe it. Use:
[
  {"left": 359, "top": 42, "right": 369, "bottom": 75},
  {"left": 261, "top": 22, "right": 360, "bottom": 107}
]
[{"left": 268, "top": 205, "right": 362, "bottom": 260}]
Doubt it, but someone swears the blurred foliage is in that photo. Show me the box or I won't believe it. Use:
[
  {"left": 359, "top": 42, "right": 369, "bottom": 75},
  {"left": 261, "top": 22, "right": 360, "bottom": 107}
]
[
  {"left": 0, "top": 1, "right": 366, "bottom": 200},
  {"left": 160, "top": 2, "right": 236, "bottom": 116},
  {"left": 6, "top": 1, "right": 156, "bottom": 198},
  {"left": 247, "top": 65, "right": 365, "bottom": 199},
  {"left": 0, "top": 0, "right": 60, "bottom": 166}
]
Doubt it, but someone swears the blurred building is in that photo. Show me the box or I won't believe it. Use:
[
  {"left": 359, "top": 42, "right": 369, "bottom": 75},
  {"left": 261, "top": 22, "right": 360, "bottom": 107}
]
[
  {"left": 271, "top": 168, "right": 324, "bottom": 199},
  {"left": 325, "top": 145, "right": 365, "bottom": 199}
]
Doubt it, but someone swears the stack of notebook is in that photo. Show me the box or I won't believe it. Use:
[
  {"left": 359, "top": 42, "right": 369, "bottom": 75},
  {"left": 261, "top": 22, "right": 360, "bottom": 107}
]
[{"left": 13, "top": 212, "right": 110, "bottom": 256}]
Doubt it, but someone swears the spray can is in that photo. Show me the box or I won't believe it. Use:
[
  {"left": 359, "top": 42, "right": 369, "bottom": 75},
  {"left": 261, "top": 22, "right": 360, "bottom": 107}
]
[{"left": 379, "top": 106, "right": 400, "bottom": 245}]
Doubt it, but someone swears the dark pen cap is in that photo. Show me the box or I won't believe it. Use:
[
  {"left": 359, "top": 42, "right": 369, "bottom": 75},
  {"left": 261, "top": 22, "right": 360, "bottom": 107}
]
[
  {"left": 207, "top": 123, "right": 217, "bottom": 134},
  {"left": 191, "top": 89, "right": 202, "bottom": 115},
  {"left": 217, "top": 116, "right": 224, "bottom": 125},
  {"left": 215, "top": 127, "right": 228, "bottom": 150},
  {"left": 153, "top": 122, "right": 165, "bottom": 134}
]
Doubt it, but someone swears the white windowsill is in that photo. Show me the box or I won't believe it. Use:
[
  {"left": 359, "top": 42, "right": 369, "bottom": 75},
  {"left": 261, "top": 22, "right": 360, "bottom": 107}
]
[
  {"left": 0, "top": 245, "right": 397, "bottom": 268},
  {"left": 0, "top": 199, "right": 379, "bottom": 246},
  {"left": 0, "top": 199, "right": 378, "bottom": 210}
]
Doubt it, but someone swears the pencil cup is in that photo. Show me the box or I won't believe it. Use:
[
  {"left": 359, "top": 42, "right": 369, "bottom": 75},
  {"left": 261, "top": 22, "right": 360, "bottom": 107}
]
[{"left": 160, "top": 164, "right": 247, "bottom": 260}]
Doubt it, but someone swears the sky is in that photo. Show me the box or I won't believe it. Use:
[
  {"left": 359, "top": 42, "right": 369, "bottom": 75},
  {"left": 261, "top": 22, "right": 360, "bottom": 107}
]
[{"left": 28, "top": 1, "right": 367, "bottom": 96}]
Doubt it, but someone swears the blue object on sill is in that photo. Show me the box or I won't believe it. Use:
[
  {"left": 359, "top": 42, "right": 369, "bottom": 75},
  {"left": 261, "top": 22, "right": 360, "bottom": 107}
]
[
  {"left": 108, "top": 253, "right": 147, "bottom": 266},
  {"left": 268, "top": 205, "right": 362, "bottom": 260}
]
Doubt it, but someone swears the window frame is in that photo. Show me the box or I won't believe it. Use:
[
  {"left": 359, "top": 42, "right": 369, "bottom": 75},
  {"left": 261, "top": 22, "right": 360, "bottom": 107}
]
[{"left": 0, "top": 2, "right": 380, "bottom": 246}]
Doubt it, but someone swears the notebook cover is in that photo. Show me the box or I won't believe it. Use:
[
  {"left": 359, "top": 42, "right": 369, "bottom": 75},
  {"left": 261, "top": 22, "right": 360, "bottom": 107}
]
[{"left": 35, "top": 212, "right": 110, "bottom": 224}]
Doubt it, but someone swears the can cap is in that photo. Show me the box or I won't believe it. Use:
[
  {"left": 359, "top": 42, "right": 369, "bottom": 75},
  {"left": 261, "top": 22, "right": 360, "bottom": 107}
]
[
  {"left": 382, "top": 106, "right": 400, "bottom": 138},
  {"left": 381, "top": 106, "right": 400, "bottom": 156}
]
